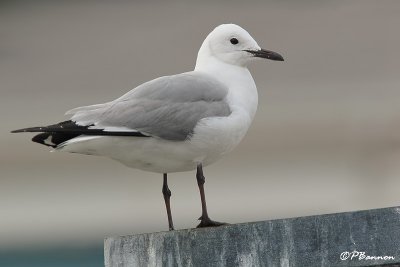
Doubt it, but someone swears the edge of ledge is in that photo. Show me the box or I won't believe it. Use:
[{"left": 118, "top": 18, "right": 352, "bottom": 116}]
[{"left": 105, "top": 206, "right": 400, "bottom": 267}]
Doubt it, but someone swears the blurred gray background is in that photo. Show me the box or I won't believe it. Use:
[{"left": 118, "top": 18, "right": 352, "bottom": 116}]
[{"left": 1, "top": 0, "right": 400, "bottom": 252}]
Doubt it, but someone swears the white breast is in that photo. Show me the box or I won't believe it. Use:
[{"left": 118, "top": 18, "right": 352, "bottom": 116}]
[{"left": 188, "top": 63, "right": 259, "bottom": 166}]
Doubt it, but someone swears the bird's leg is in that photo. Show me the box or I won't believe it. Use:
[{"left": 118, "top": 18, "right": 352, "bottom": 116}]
[
  {"left": 162, "top": 173, "right": 174, "bottom": 231},
  {"left": 196, "top": 164, "right": 226, "bottom": 228}
]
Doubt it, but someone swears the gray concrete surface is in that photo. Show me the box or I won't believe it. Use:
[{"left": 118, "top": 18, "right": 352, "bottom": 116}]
[{"left": 105, "top": 206, "right": 400, "bottom": 267}]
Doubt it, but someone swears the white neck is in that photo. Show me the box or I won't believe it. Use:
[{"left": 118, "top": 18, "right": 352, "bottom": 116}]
[{"left": 194, "top": 51, "right": 259, "bottom": 121}]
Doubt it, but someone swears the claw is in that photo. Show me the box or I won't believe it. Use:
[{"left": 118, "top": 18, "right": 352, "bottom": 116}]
[{"left": 196, "top": 217, "right": 228, "bottom": 228}]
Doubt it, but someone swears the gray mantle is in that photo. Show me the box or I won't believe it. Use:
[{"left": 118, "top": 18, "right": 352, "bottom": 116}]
[{"left": 105, "top": 206, "right": 400, "bottom": 267}]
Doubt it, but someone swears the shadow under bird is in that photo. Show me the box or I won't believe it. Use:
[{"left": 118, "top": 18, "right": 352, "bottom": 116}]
[{"left": 12, "top": 24, "right": 284, "bottom": 230}]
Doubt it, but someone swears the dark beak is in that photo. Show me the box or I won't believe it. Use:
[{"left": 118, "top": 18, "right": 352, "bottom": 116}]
[{"left": 245, "top": 49, "right": 284, "bottom": 61}]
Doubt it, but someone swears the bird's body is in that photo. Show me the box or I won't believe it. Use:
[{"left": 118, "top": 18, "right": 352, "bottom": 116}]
[
  {"left": 61, "top": 67, "right": 257, "bottom": 173},
  {"left": 12, "top": 24, "right": 283, "bottom": 229}
]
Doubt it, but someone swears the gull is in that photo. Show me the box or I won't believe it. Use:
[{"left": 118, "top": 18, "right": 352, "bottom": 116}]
[{"left": 12, "top": 24, "right": 284, "bottom": 230}]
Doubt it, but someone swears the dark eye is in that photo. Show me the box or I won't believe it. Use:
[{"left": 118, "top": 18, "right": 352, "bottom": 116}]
[{"left": 230, "top": 38, "right": 239, "bottom": 45}]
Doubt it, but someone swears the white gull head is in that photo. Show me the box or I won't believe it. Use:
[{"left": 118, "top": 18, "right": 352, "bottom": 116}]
[{"left": 195, "top": 24, "right": 284, "bottom": 69}]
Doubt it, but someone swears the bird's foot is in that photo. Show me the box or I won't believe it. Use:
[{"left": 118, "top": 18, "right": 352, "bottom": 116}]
[{"left": 196, "top": 215, "right": 228, "bottom": 228}]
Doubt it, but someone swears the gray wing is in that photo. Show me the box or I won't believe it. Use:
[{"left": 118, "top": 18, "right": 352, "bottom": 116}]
[{"left": 67, "top": 72, "right": 231, "bottom": 141}]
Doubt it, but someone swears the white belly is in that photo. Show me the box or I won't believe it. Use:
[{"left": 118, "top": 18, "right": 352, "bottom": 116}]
[{"left": 58, "top": 111, "right": 252, "bottom": 173}]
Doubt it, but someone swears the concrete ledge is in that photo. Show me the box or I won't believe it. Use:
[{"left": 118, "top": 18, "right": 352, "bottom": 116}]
[{"left": 105, "top": 206, "right": 400, "bottom": 267}]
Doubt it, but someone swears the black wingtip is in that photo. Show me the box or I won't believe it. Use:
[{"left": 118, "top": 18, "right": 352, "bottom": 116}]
[
  {"left": 11, "top": 127, "right": 42, "bottom": 133},
  {"left": 11, "top": 129, "right": 27, "bottom": 133},
  {"left": 32, "top": 133, "right": 57, "bottom": 148},
  {"left": 11, "top": 120, "right": 151, "bottom": 138}
]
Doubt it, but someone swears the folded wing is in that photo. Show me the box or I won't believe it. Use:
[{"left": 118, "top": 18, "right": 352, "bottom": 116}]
[{"left": 67, "top": 72, "right": 231, "bottom": 141}]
